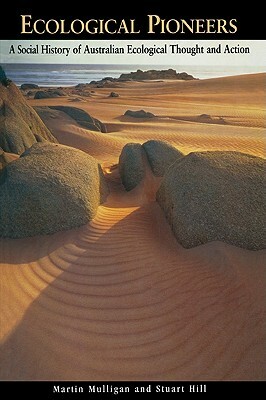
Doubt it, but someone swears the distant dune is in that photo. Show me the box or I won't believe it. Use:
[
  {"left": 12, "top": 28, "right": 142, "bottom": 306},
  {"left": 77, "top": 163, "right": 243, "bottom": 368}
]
[{"left": 0, "top": 72, "right": 265, "bottom": 380}]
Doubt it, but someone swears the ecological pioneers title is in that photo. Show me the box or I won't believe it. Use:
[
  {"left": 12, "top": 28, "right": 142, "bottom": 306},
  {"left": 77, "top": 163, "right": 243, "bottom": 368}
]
[{"left": 20, "top": 15, "right": 238, "bottom": 35}]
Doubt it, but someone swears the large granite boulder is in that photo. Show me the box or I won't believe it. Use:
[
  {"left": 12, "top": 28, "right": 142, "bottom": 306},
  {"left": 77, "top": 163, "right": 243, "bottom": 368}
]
[
  {"left": 0, "top": 77, "right": 57, "bottom": 154},
  {"left": 119, "top": 143, "right": 145, "bottom": 191},
  {"left": 157, "top": 151, "right": 266, "bottom": 250},
  {"left": 49, "top": 106, "right": 107, "bottom": 133},
  {"left": 0, "top": 143, "right": 109, "bottom": 238},
  {"left": 143, "top": 140, "right": 183, "bottom": 176}
]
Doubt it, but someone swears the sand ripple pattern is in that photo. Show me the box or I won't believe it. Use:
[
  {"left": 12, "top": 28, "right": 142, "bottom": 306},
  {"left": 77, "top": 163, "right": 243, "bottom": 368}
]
[
  {"left": 0, "top": 175, "right": 265, "bottom": 380},
  {"left": 0, "top": 73, "right": 265, "bottom": 380}
]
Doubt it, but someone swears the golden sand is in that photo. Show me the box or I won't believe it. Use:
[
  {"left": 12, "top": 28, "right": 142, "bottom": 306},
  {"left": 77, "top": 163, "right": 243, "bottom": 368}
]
[{"left": 0, "top": 73, "right": 265, "bottom": 380}]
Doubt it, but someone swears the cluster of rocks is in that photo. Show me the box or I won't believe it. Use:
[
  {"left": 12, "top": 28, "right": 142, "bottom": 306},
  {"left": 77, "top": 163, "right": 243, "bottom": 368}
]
[
  {"left": 118, "top": 141, "right": 265, "bottom": 251},
  {"left": 34, "top": 89, "right": 67, "bottom": 99},
  {"left": 20, "top": 83, "right": 39, "bottom": 90},
  {"left": 20, "top": 81, "right": 120, "bottom": 100},
  {"left": 90, "top": 69, "right": 196, "bottom": 87},
  {"left": 0, "top": 69, "right": 109, "bottom": 238},
  {"left": 119, "top": 140, "right": 183, "bottom": 190},
  {"left": 119, "top": 69, "right": 195, "bottom": 81}
]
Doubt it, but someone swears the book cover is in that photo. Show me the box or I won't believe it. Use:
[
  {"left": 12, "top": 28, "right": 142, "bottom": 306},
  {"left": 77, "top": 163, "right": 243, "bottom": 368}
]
[{"left": 0, "top": 1, "right": 265, "bottom": 397}]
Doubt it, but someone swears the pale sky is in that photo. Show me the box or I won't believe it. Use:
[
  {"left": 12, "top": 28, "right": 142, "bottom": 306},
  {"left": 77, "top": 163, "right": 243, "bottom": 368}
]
[{"left": 1, "top": 40, "right": 265, "bottom": 68}]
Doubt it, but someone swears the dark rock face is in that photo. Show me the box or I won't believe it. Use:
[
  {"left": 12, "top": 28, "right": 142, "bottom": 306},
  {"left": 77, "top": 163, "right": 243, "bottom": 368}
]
[
  {"left": 119, "top": 69, "right": 196, "bottom": 81},
  {"left": 49, "top": 106, "right": 107, "bottom": 133},
  {"left": 143, "top": 140, "right": 183, "bottom": 176},
  {"left": 0, "top": 143, "right": 109, "bottom": 238},
  {"left": 0, "top": 81, "right": 57, "bottom": 154},
  {"left": 119, "top": 143, "right": 145, "bottom": 191},
  {"left": 34, "top": 89, "right": 67, "bottom": 99},
  {"left": 124, "top": 110, "right": 155, "bottom": 118},
  {"left": 157, "top": 151, "right": 266, "bottom": 250},
  {"left": 21, "top": 83, "right": 39, "bottom": 90}
]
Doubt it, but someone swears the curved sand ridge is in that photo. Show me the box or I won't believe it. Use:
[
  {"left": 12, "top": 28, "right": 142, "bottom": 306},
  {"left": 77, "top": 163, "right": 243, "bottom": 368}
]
[
  {"left": 0, "top": 73, "right": 265, "bottom": 380},
  {"left": 0, "top": 161, "right": 265, "bottom": 380}
]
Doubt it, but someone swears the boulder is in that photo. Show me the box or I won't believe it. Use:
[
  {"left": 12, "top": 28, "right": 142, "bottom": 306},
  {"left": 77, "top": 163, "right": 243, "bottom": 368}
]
[
  {"left": 21, "top": 83, "right": 39, "bottom": 90},
  {"left": 49, "top": 106, "right": 107, "bottom": 133},
  {"left": 0, "top": 79, "right": 57, "bottom": 154},
  {"left": 143, "top": 140, "right": 183, "bottom": 176},
  {"left": 124, "top": 109, "right": 155, "bottom": 118},
  {"left": 119, "top": 143, "right": 145, "bottom": 191},
  {"left": 0, "top": 143, "right": 109, "bottom": 238},
  {"left": 109, "top": 92, "right": 119, "bottom": 98},
  {"left": 34, "top": 89, "right": 67, "bottom": 99},
  {"left": 156, "top": 151, "right": 266, "bottom": 250}
]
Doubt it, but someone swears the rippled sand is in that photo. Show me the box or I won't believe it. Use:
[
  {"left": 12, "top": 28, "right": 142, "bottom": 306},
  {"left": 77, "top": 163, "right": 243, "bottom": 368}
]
[{"left": 0, "top": 73, "right": 265, "bottom": 380}]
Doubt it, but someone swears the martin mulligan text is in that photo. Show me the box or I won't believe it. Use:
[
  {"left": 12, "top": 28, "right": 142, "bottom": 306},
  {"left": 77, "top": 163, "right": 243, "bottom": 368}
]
[{"left": 52, "top": 384, "right": 207, "bottom": 394}]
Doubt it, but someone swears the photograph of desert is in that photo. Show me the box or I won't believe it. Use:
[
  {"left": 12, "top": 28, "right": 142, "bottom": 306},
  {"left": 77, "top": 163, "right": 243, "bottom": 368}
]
[{"left": 0, "top": 64, "right": 265, "bottom": 381}]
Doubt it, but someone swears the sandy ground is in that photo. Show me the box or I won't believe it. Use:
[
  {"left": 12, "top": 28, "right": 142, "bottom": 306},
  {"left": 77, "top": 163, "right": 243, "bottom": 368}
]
[{"left": 0, "top": 73, "right": 265, "bottom": 380}]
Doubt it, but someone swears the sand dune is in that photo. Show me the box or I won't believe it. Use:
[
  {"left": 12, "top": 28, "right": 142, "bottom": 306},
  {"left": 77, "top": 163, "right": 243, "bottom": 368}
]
[
  {"left": 31, "top": 73, "right": 266, "bottom": 158},
  {"left": 0, "top": 73, "right": 265, "bottom": 380}
]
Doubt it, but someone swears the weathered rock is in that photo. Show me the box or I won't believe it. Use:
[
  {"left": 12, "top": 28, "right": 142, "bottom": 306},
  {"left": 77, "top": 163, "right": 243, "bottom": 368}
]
[
  {"left": 109, "top": 92, "right": 119, "bottom": 97},
  {"left": 157, "top": 151, "right": 266, "bottom": 250},
  {"left": 0, "top": 143, "right": 109, "bottom": 238},
  {"left": 90, "top": 69, "right": 196, "bottom": 86},
  {"left": 119, "top": 143, "right": 145, "bottom": 191},
  {"left": 21, "top": 83, "right": 39, "bottom": 90},
  {"left": 143, "top": 140, "right": 183, "bottom": 176},
  {"left": 119, "top": 69, "right": 196, "bottom": 81},
  {"left": 34, "top": 89, "right": 67, "bottom": 99},
  {"left": 0, "top": 80, "right": 57, "bottom": 154},
  {"left": 124, "top": 109, "right": 155, "bottom": 118},
  {"left": 49, "top": 106, "right": 107, "bottom": 132}
]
